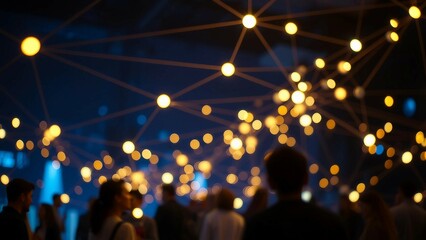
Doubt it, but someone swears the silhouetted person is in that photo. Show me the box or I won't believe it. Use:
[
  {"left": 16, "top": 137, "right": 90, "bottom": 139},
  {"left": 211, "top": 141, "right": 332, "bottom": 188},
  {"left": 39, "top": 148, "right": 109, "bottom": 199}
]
[
  {"left": 52, "top": 193, "right": 65, "bottom": 235},
  {"left": 76, "top": 197, "right": 95, "bottom": 240},
  {"left": 242, "top": 187, "right": 268, "bottom": 222},
  {"left": 199, "top": 188, "right": 245, "bottom": 240},
  {"left": 242, "top": 145, "right": 347, "bottom": 240},
  {"left": 154, "top": 183, "right": 196, "bottom": 240},
  {"left": 0, "top": 178, "right": 35, "bottom": 240},
  {"left": 123, "top": 190, "right": 159, "bottom": 240},
  {"left": 89, "top": 179, "right": 136, "bottom": 240},
  {"left": 358, "top": 190, "right": 398, "bottom": 240},
  {"left": 33, "top": 203, "right": 61, "bottom": 240},
  {"left": 338, "top": 194, "right": 363, "bottom": 240},
  {"left": 390, "top": 180, "right": 426, "bottom": 240}
]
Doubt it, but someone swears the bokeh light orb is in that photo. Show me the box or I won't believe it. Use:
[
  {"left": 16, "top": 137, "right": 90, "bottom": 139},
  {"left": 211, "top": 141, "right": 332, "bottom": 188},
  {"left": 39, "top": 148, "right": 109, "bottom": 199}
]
[
  {"left": 408, "top": 6, "right": 421, "bottom": 19},
  {"left": 60, "top": 194, "right": 70, "bottom": 204},
  {"left": 242, "top": 14, "right": 256, "bottom": 29},
  {"left": 350, "top": 39, "right": 362, "bottom": 52},
  {"left": 284, "top": 22, "right": 298, "bottom": 35},
  {"left": 132, "top": 208, "right": 143, "bottom": 219},
  {"left": 161, "top": 172, "right": 174, "bottom": 184},
  {"left": 221, "top": 62, "right": 235, "bottom": 77},
  {"left": 349, "top": 191, "right": 360, "bottom": 202},
  {"left": 401, "top": 151, "right": 413, "bottom": 164},
  {"left": 122, "top": 141, "right": 135, "bottom": 154},
  {"left": 291, "top": 90, "right": 305, "bottom": 104},
  {"left": 315, "top": 58, "right": 325, "bottom": 69},
  {"left": 21, "top": 36, "right": 41, "bottom": 56},
  {"left": 334, "top": 87, "right": 347, "bottom": 101},
  {"left": 157, "top": 94, "right": 171, "bottom": 108},
  {"left": 363, "top": 134, "right": 376, "bottom": 147}
]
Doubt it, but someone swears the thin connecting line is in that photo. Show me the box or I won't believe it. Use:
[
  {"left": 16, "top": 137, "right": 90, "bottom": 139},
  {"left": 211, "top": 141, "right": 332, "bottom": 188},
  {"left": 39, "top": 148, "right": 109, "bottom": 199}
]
[
  {"left": 42, "top": 0, "right": 102, "bottom": 42},
  {"left": 63, "top": 102, "right": 156, "bottom": 131},
  {"left": 49, "top": 20, "right": 242, "bottom": 48},
  {"left": 235, "top": 72, "right": 278, "bottom": 90},
  {"left": 173, "top": 103, "right": 234, "bottom": 126},
  {"left": 361, "top": 42, "right": 396, "bottom": 88},
  {"left": 415, "top": 20, "right": 426, "bottom": 77},
  {"left": 43, "top": 52, "right": 157, "bottom": 99},
  {"left": 0, "top": 86, "right": 40, "bottom": 125},
  {"left": 47, "top": 48, "right": 219, "bottom": 70},
  {"left": 254, "top": 0, "right": 276, "bottom": 17},
  {"left": 213, "top": 0, "right": 244, "bottom": 18},
  {"left": 171, "top": 72, "right": 222, "bottom": 99},
  {"left": 132, "top": 108, "right": 160, "bottom": 143},
  {"left": 176, "top": 94, "right": 271, "bottom": 105},
  {"left": 0, "top": 55, "right": 21, "bottom": 77},
  {"left": 315, "top": 107, "right": 361, "bottom": 137},
  {"left": 0, "top": 28, "right": 20, "bottom": 43},
  {"left": 230, "top": 27, "right": 247, "bottom": 62},
  {"left": 31, "top": 58, "right": 50, "bottom": 123}
]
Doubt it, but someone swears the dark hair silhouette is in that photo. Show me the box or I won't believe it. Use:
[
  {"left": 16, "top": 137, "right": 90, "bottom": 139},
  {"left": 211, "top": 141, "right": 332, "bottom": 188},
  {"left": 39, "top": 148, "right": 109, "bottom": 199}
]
[
  {"left": 264, "top": 145, "right": 308, "bottom": 194},
  {"left": 244, "top": 187, "right": 268, "bottom": 219},
  {"left": 161, "top": 183, "right": 176, "bottom": 196},
  {"left": 6, "top": 178, "right": 35, "bottom": 202},
  {"left": 216, "top": 188, "right": 236, "bottom": 211},
  {"left": 90, "top": 179, "right": 125, "bottom": 234}
]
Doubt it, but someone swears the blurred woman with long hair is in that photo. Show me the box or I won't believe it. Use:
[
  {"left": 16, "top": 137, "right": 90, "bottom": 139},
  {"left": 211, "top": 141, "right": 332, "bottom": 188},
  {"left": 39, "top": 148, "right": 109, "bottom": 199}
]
[
  {"left": 89, "top": 179, "right": 136, "bottom": 240},
  {"left": 33, "top": 203, "right": 61, "bottom": 240}
]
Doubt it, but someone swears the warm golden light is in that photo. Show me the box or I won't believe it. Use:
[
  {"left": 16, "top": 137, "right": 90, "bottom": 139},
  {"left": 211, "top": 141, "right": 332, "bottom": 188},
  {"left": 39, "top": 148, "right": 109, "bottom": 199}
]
[
  {"left": 16, "top": 140, "right": 24, "bottom": 150},
  {"left": 122, "top": 141, "right": 135, "bottom": 154},
  {"left": 291, "top": 90, "right": 305, "bottom": 104},
  {"left": 384, "top": 96, "right": 394, "bottom": 107},
  {"left": 141, "top": 149, "right": 152, "bottom": 159},
  {"left": 299, "top": 114, "right": 312, "bottom": 127},
  {"left": 242, "top": 14, "right": 257, "bottom": 29},
  {"left": 390, "top": 19, "right": 398, "bottom": 28},
  {"left": 132, "top": 208, "right": 143, "bottom": 219},
  {"left": 226, "top": 173, "right": 238, "bottom": 184},
  {"left": 387, "top": 147, "right": 396, "bottom": 157},
  {"left": 415, "top": 131, "right": 424, "bottom": 144},
  {"left": 60, "top": 194, "right": 70, "bottom": 204},
  {"left": 315, "top": 58, "right": 325, "bottom": 69},
  {"left": 353, "top": 86, "right": 365, "bottom": 99},
  {"left": 221, "top": 62, "right": 235, "bottom": 77},
  {"left": 21, "top": 36, "right": 41, "bottom": 56},
  {"left": 157, "top": 94, "right": 171, "bottom": 108},
  {"left": 363, "top": 134, "right": 376, "bottom": 147},
  {"left": 319, "top": 178, "right": 329, "bottom": 188},
  {"left": 80, "top": 167, "right": 91, "bottom": 178},
  {"left": 408, "top": 6, "right": 421, "bottom": 19},
  {"left": 413, "top": 192, "right": 423, "bottom": 203},
  {"left": 326, "top": 119, "right": 336, "bottom": 130},
  {"left": 356, "top": 183, "right": 366, "bottom": 193},
  {"left": 203, "top": 133, "right": 213, "bottom": 144},
  {"left": 230, "top": 138, "right": 243, "bottom": 150},
  {"left": 0, "top": 129, "right": 6, "bottom": 139},
  {"left": 334, "top": 87, "right": 347, "bottom": 101},
  {"left": 326, "top": 79, "right": 336, "bottom": 89},
  {"left": 401, "top": 151, "right": 413, "bottom": 164},
  {"left": 278, "top": 89, "right": 290, "bottom": 102},
  {"left": 384, "top": 122, "right": 393, "bottom": 133},
  {"left": 309, "top": 163, "right": 319, "bottom": 174},
  {"left": 234, "top": 198, "right": 243, "bottom": 209},
  {"left": 12, "top": 117, "right": 20, "bottom": 128},
  {"left": 312, "top": 113, "right": 322, "bottom": 123},
  {"left": 49, "top": 124, "right": 62, "bottom": 138},
  {"left": 1, "top": 175, "right": 10, "bottom": 185},
  {"left": 386, "top": 31, "right": 399, "bottom": 42},
  {"left": 190, "top": 139, "right": 200, "bottom": 150},
  {"left": 162, "top": 172, "right": 174, "bottom": 184},
  {"left": 198, "top": 160, "right": 212, "bottom": 173},
  {"left": 170, "top": 133, "right": 180, "bottom": 143},
  {"left": 349, "top": 191, "right": 360, "bottom": 202},
  {"left": 330, "top": 164, "right": 339, "bottom": 175},
  {"left": 290, "top": 72, "right": 301, "bottom": 82},
  {"left": 350, "top": 39, "right": 362, "bottom": 52},
  {"left": 284, "top": 22, "right": 298, "bottom": 35},
  {"left": 337, "top": 61, "right": 351, "bottom": 74},
  {"left": 239, "top": 122, "right": 251, "bottom": 134},
  {"left": 176, "top": 154, "right": 189, "bottom": 166},
  {"left": 201, "top": 105, "right": 212, "bottom": 115}
]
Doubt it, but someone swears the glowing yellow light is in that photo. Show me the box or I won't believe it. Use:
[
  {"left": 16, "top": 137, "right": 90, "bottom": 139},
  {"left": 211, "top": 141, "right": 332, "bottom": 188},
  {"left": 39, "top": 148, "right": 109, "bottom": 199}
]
[
  {"left": 278, "top": 89, "right": 290, "bottom": 102},
  {"left": 390, "top": 19, "right": 398, "bottom": 28},
  {"left": 49, "top": 124, "right": 61, "bottom": 137},
  {"left": 408, "top": 6, "right": 421, "bottom": 19},
  {"left": 291, "top": 90, "right": 305, "bottom": 104},
  {"left": 190, "top": 139, "right": 200, "bottom": 150},
  {"left": 309, "top": 164, "right": 319, "bottom": 174},
  {"left": 12, "top": 118, "right": 20, "bottom": 128},
  {"left": 290, "top": 72, "right": 301, "bottom": 82},
  {"left": 21, "top": 36, "right": 41, "bottom": 56},
  {"left": 384, "top": 159, "right": 393, "bottom": 169},
  {"left": 60, "top": 194, "right": 70, "bottom": 204},
  {"left": 245, "top": 136, "right": 257, "bottom": 147},
  {"left": 264, "top": 116, "right": 276, "bottom": 128},
  {"left": 356, "top": 183, "right": 366, "bottom": 193},
  {"left": 349, "top": 191, "right": 360, "bottom": 202},
  {"left": 252, "top": 120, "right": 262, "bottom": 130},
  {"left": 287, "top": 137, "right": 296, "bottom": 147},
  {"left": 330, "top": 164, "right": 340, "bottom": 175},
  {"left": 16, "top": 140, "right": 24, "bottom": 150},
  {"left": 80, "top": 167, "right": 91, "bottom": 178},
  {"left": 245, "top": 112, "right": 254, "bottom": 122},
  {"left": 402, "top": 151, "right": 413, "bottom": 164},
  {"left": 386, "top": 31, "right": 399, "bottom": 42},
  {"left": 376, "top": 129, "right": 385, "bottom": 139},
  {"left": 157, "top": 94, "right": 171, "bottom": 108},
  {"left": 326, "top": 119, "right": 336, "bottom": 130},
  {"left": 319, "top": 178, "right": 329, "bottom": 188},
  {"left": 384, "top": 122, "right": 393, "bottom": 133},
  {"left": 203, "top": 133, "right": 213, "bottom": 144},
  {"left": 93, "top": 160, "right": 103, "bottom": 170},
  {"left": 230, "top": 138, "right": 243, "bottom": 150},
  {"left": 297, "top": 82, "right": 308, "bottom": 92},
  {"left": 57, "top": 151, "right": 66, "bottom": 161},
  {"left": 201, "top": 105, "right": 212, "bottom": 115},
  {"left": 141, "top": 149, "right": 152, "bottom": 159},
  {"left": 420, "top": 151, "right": 426, "bottom": 161},
  {"left": 277, "top": 106, "right": 287, "bottom": 116},
  {"left": 122, "top": 141, "right": 135, "bottom": 154},
  {"left": 363, "top": 134, "right": 376, "bottom": 147},
  {"left": 299, "top": 114, "right": 312, "bottom": 127},
  {"left": 337, "top": 61, "right": 351, "bottom": 74},
  {"left": 1, "top": 175, "right": 10, "bottom": 185},
  {"left": 234, "top": 198, "right": 243, "bottom": 209},
  {"left": 239, "top": 122, "right": 251, "bottom": 134},
  {"left": 170, "top": 133, "right": 180, "bottom": 143},
  {"left": 238, "top": 110, "right": 248, "bottom": 121},
  {"left": 25, "top": 141, "right": 34, "bottom": 150},
  {"left": 315, "top": 58, "right": 325, "bottom": 69},
  {"left": 334, "top": 87, "right": 347, "bottom": 101},
  {"left": 416, "top": 131, "right": 424, "bottom": 144},
  {"left": 242, "top": 14, "right": 257, "bottom": 28},
  {"left": 198, "top": 160, "right": 212, "bottom": 173},
  {"left": 305, "top": 96, "right": 315, "bottom": 106},
  {"left": 413, "top": 192, "right": 423, "bottom": 203},
  {"left": 226, "top": 173, "right": 238, "bottom": 184},
  {"left": 221, "top": 62, "right": 235, "bottom": 77},
  {"left": 131, "top": 151, "right": 141, "bottom": 160},
  {"left": 326, "top": 79, "right": 336, "bottom": 89},
  {"left": 132, "top": 208, "right": 143, "bottom": 219},
  {"left": 161, "top": 172, "right": 174, "bottom": 184},
  {"left": 384, "top": 96, "right": 394, "bottom": 107},
  {"left": 176, "top": 154, "right": 189, "bottom": 166},
  {"left": 370, "top": 176, "right": 379, "bottom": 186},
  {"left": 312, "top": 113, "right": 322, "bottom": 123},
  {"left": 284, "top": 22, "right": 298, "bottom": 35},
  {"left": 223, "top": 130, "right": 233, "bottom": 144},
  {"left": 0, "top": 129, "right": 5, "bottom": 139},
  {"left": 350, "top": 39, "right": 362, "bottom": 52}
]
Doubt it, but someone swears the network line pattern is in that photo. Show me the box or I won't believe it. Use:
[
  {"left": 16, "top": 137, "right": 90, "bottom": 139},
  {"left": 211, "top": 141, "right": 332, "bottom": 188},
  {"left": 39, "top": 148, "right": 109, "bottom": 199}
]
[{"left": 0, "top": 0, "right": 425, "bottom": 208}]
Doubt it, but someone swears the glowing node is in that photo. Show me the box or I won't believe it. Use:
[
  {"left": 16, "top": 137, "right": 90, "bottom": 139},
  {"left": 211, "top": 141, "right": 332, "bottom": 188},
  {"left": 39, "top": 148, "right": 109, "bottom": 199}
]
[
  {"left": 401, "top": 151, "right": 413, "bottom": 164},
  {"left": 21, "top": 36, "right": 41, "bottom": 56},
  {"left": 290, "top": 72, "right": 301, "bottom": 82},
  {"left": 334, "top": 87, "right": 347, "bottom": 101},
  {"left": 363, "top": 134, "right": 376, "bottom": 147},
  {"left": 386, "top": 31, "right": 399, "bottom": 42},
  {"left": 413, "top": 192, "right": 423, "bottom": 203},
  {"left": 1, "top": 175, "right": 10, "bottom": 185},
  {"left": 122, "top": 141, "right": 135, "bottom": 154},
  {"left": 408, "top": 6, "right": 421, "bottom": 19},
  {"left": 389, "top": 19, "right": 399, "bottom": 28},
  {"left": 161, "top": 172, "right": 173, "bottom": 184},
  {"left": 157, "top": 94, "right": 171, "bottom": 108},
  {"left": 0, "top": 129, "right": 6, "bottom": 139},
  {"left": 284, "top": 22, "right": 298, "bottom": 35},
  {"left": 60, "top": 194, "right": 70, "bottom": 204},
  {"left": 337, "top": 61, "right": 351, "bottom": 74},
  {"left": 278, "top": 89, "right": 290, "bottom": 102},
  {"left": 350, "top": 39, "right": 362, "bottom": 52},
  {"left": 384, "top": 96, "right": 394, "bottom": 107},
  {"left": 221, "top": 62, "right": 235, "bottom": 77},
  {"left": 349, "top": 191, "right": 360, "bottom": 202},
  {"left": 12, "top": 117, "right": 20, "bottom": 128},
  {"left": 291, "top": 91, "right": 305, "bottom": 104},
  {"left": 242, "top": 14, "right": 257, "bottom": 29},
  {"left": 315, "top": 58, "right": 325, "bottom": 69},
  {"left": 132, "top": 208, "right": 143, "bottom": 219},
  {"left": 80, "top": 167, "right": 92, "bottom": 178}
]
